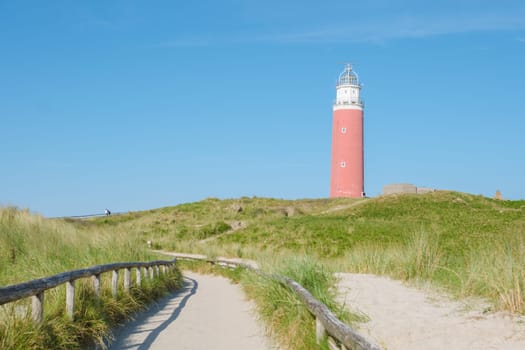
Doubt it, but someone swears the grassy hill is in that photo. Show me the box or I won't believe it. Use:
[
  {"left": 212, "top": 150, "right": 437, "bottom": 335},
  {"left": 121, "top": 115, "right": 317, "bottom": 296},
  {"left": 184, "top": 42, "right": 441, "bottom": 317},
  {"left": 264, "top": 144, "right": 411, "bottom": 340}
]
[
  {"left": 86, "top": 191, "right": 525, "bottom": 314},
  {"left": 2, "top": 192, "right": 524, "bottom": 348},
  {"left": 86, "top": 191, "right": 525, "bottom": 261}
]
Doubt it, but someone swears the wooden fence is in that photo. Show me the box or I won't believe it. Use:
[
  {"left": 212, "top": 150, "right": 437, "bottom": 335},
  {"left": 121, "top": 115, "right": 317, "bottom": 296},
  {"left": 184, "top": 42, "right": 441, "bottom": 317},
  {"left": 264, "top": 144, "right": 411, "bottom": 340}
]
[
  {"left": 174, "top": 255, "right": 381, "bottom": 350},
  {"left": 0, "top": 259, "right": 176, "bottom": 323},
  {"left": 1, "top": 255, "right": 380, "bottom": 350}
]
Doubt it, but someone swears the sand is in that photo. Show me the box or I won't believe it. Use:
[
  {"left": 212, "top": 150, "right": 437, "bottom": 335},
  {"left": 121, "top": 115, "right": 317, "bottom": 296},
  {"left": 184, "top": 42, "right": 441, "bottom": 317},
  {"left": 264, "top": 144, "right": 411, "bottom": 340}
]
[
  {"left": 336, "top": 273, "right": 525, "bottom": 350},
  {"left": 148, "top": 252, "right": 525, "bottom": 349},
  {"left": 109, "top": 271, "right": 277, "bottom": 350}
]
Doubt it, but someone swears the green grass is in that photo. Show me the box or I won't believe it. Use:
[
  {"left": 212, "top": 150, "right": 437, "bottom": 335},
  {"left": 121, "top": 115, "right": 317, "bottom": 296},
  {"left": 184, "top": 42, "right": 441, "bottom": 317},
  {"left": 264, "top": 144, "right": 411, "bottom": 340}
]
[
  {"left": 86, "top": 191, "right": 525, "bottom": 314},
  {"left": 0, "top": 207, "right": 183, "bottom": 349}
]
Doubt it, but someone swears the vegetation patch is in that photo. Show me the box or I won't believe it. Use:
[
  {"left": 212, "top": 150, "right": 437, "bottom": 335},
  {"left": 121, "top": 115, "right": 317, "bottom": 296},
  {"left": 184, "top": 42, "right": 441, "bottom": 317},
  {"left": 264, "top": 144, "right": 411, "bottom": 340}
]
[
  {"left": 86, "top": 192, "right": 525, "bottom": 314},
  {"left": 0, "top": 207, "right": 183, "bottom": 349}
]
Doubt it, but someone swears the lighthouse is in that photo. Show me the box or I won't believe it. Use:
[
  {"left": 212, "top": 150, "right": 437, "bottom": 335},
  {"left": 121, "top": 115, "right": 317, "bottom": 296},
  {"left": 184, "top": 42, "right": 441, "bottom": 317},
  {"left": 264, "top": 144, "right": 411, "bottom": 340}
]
[{"left": 330, "top": 64, "right": 365, "bottom": 198}]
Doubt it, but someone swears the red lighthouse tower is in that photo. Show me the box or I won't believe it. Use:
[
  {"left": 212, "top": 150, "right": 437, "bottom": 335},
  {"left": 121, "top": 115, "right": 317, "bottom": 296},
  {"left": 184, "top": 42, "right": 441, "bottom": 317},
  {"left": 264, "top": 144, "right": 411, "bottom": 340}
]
[{"left": 330, "top": 64, "right": 365, "bottom": 198}]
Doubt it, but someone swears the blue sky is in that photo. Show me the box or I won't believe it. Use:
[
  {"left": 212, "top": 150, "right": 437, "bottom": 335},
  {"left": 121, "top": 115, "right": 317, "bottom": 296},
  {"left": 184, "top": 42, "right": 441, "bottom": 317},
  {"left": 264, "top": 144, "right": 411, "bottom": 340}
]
[{"left": 1, "top": 0, "right": 524, "bottom": 217}]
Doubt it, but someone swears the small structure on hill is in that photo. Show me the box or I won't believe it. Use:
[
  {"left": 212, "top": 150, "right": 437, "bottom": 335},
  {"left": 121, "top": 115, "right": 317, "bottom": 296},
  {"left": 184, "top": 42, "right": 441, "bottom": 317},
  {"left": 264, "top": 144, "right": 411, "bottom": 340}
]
[
  {"left": 494, "top": 190, "right": 503, "bottom": 200},
  {"left": 383, "top": 183, "right": 435, "bottom": 195}
]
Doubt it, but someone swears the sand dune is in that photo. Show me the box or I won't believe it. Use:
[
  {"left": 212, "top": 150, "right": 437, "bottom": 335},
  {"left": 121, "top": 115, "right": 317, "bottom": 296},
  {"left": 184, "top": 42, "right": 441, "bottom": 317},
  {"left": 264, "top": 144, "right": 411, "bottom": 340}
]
[{"left": 337, "top": 273, "right": 525, "bottom": 350}]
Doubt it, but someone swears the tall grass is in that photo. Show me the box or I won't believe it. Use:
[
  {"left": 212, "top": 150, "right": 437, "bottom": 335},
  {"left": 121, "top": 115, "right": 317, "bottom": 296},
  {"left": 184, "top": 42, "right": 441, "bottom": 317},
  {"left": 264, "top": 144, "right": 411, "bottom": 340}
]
[
  {"left": 331, "top": 228, "right": 525, "bottom": 314},
  {"left": 0, "top": 207, "right": 155, "bottom": 284},
  {"left": 462, "top": 237, "right": 525, "bottom": 313},
  {"left": 0, "top": 207, "right": 183, "bottom": 349},
  {"left": 402, "top": 229, "right": 442, "bottom": 280},
  {"left": 241, "top": 256, "right": 364, "bottom": 350}
]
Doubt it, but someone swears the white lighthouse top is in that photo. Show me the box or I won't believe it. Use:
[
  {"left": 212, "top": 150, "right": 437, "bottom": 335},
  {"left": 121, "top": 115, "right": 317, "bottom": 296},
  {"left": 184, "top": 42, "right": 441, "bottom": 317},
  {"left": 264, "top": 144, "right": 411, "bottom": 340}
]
[
  {"left": 337, "top": 63, "right": 360, "bottom": 87},
  {"left": 334, "top": 64, "right": 363, "bottom": 109}
]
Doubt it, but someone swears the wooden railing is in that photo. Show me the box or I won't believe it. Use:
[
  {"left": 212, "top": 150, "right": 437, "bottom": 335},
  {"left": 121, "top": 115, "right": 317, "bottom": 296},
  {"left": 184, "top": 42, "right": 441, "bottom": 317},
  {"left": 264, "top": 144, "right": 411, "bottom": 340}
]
[
  {"left": 0, "top": 259, "right": 176, "bottom": 323},
  {"left": 174, "top": 255, "right": 381, "bottom": 350},
  {"left": 1, "top": 255, "right": 380, "bottom": 350}
]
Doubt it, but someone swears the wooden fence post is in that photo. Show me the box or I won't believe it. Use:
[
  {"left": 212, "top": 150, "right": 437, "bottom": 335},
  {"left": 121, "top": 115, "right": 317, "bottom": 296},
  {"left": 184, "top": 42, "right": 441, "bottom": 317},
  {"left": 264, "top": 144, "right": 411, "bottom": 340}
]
[
  {"left": 92, "top": 274, "right": 101, "bottom": 297},
  {"left": 31, "top": 292, "right": 44, "bottom": 323},
  {"left": 316, "top": 317, "right": 327, "bottom": 344},
  {"left": 162, "top": 265, "right": 167, "bottom": 274},
  {"left": 155, "top": 265, "right": 160, "bottom": 277},
  {"left": 124, "top": 268, "right": 131, "bottom": 293},
  {"left": 136, "top": 267, "right": 142, "bottom": 287},
  {"left": 112, "top": 270, "right": 119, "bottom": 298},
  {"left": 66, "top": 280, "right": 75, "bottom": 320},
  {"left": 149, "top": 267, "right": 154, "bottom": 280}
]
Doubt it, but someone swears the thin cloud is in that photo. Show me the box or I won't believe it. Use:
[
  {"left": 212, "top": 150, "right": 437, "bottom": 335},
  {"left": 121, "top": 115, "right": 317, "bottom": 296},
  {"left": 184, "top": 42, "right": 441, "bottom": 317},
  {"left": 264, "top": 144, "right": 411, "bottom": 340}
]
[
  {"left": 154, "top": 35, "right": 256, "bottom": 48},
  {"left": 157, "top": 10, "right": 525, "bottom": 47},
  {"left": 155, "top": 38, "right": 214, "bottom": 48},
  {"left": 265, "top": 11, "right": 525, "bottom": 44}
]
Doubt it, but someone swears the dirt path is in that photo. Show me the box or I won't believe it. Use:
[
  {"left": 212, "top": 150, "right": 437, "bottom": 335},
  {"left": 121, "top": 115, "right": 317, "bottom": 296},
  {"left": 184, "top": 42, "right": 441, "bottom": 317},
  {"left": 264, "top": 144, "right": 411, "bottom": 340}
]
[
  {"left": 320, "top": 199, "right": 368, "bottom": 214},
  {"left": 337, "top": 273, "right": 525, "bottom": 350},
  {"left": 109, "top": 271, "right": 277, "bottom": 350},
  {"left": 153, "top": 253, "right": 525, "bottom": 349}
]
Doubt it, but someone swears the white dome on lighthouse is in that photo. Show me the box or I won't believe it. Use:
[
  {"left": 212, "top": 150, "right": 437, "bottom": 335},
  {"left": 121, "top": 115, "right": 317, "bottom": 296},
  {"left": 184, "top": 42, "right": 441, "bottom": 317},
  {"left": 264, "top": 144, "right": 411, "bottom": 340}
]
[
  {"left": 337, "top": 64, "right": 360, "bottom": 87},
  {"left": 334, "top": 64, "right": 363, "bottom": 108}
]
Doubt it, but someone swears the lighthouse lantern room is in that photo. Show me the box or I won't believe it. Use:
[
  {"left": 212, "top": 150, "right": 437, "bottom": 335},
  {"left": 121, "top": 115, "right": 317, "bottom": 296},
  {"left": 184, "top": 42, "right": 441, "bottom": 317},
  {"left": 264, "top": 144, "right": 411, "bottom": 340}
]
[{"left": 330, "top": 64, "right": 365, "bottom": 198}]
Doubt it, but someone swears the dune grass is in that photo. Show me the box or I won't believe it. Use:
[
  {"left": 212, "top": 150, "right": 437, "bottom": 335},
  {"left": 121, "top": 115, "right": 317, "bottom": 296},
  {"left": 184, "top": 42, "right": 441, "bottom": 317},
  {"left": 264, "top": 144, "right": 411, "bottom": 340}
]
[
  {"left": 90, "top": 192, "right": 525, "bottom": 314},
  {"left": 0, "top": 207, "right": 183, "bottom": 349},
  {"left": 4, "top": 191, "right": 525, "bottom": 349}
]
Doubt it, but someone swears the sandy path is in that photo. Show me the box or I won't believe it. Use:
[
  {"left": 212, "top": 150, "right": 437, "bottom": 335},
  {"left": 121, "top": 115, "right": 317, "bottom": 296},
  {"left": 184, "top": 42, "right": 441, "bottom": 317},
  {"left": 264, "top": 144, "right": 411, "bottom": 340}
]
[
  {"left": 337, "top": 273, "right": 525, "bottom": 350},
  {"left": 109, "top": 271, "right": 277, "bottom": 350}
]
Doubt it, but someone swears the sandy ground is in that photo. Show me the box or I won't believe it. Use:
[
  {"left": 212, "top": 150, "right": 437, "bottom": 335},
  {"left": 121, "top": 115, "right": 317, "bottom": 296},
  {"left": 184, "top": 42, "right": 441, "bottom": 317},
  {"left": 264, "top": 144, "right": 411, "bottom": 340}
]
[
  {"left": 153, "top": 252, "right": 525, "bottom": 349},
  {"left": 109, "top": 271, "right": 277, "bottom": 350},
  {"left": 337, "top": 273, "right": 525, "bottom": 350}
]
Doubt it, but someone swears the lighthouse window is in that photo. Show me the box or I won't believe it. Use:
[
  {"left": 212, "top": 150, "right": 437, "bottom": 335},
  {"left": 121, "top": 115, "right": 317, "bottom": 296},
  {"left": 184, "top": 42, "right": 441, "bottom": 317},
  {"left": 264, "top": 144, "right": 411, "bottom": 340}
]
[
  {"left": 340, "top": 161, "right": 346, "bottom": 168},
  {"left": 341, "top": 127, "right": 347, "bottom": 134}
]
